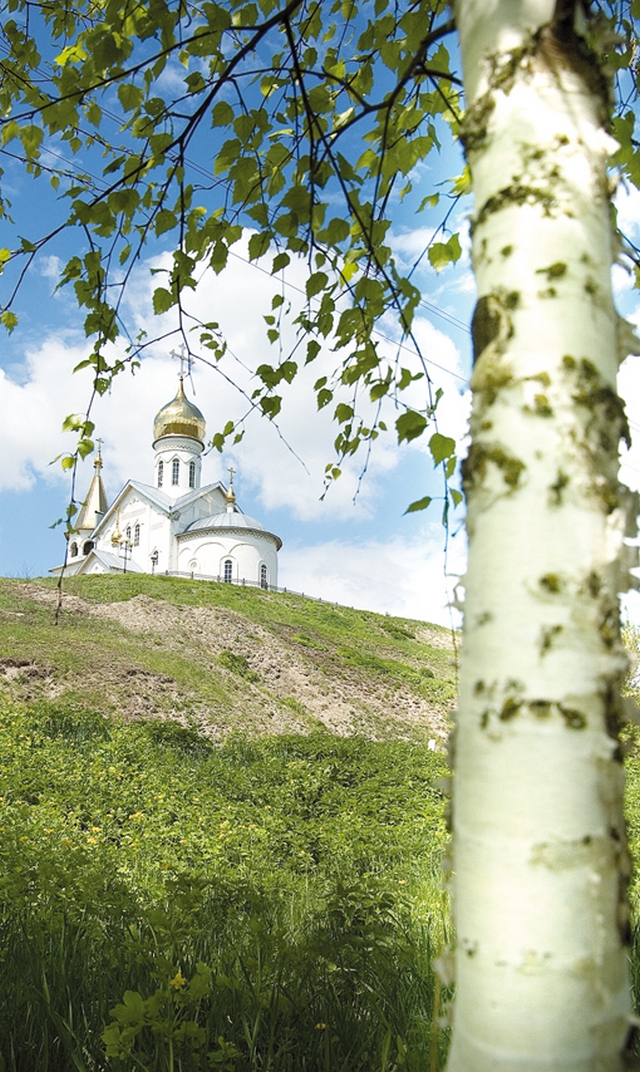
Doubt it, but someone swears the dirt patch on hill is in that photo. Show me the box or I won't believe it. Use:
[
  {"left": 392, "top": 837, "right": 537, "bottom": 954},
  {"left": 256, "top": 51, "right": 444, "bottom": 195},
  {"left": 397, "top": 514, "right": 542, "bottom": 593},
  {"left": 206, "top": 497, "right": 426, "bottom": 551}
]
[{"left": 9, "top": 584, "right": 454, "bottom": 744}]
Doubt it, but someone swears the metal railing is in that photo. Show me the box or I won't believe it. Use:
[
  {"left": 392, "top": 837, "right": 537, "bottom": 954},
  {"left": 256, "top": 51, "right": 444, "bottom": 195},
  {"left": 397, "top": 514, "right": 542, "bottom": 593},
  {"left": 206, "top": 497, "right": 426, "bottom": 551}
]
[{"left": 150, "top": 568, "right": 328, "bottom": 603}]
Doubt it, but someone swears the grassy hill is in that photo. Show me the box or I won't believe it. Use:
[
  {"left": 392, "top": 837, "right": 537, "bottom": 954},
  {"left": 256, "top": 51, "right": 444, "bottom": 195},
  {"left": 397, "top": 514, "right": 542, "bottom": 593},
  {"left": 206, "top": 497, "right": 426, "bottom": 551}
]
[
  {"left": 0, "top": 574, "right": 456, "bottom": 743},
  {"left": 0, "top": 575, "right": 455, "bottom": 1072},
  {"left": 4, "top": 577, "right": 640, "bottom": 1070}
]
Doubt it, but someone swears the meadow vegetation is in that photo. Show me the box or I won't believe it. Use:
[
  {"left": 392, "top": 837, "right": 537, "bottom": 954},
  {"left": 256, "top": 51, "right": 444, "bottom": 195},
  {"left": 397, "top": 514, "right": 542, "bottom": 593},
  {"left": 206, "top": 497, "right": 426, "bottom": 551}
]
[
  {"left": 3, "top": 576, "right": 640, "bottom": 1069},
  {"left": 0, "top": 577, "right": 452, "bottom": 1071},
  {"left": 0, "top": 702, "right": 449, "bottom": 1071}
]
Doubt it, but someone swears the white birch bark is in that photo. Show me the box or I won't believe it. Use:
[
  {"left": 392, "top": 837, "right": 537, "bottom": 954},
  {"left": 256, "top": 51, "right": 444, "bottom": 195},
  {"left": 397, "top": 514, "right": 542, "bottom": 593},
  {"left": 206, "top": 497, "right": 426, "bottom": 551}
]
[{"left": 447, "top": 2, "right": 637, "bottom": 1068}]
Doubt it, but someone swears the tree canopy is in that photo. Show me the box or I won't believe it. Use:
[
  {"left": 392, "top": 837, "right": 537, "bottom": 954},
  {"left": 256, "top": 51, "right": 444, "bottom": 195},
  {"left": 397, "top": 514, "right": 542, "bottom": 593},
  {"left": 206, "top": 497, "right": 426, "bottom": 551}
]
[
  {"left": 0, "top": 0, "right": 470, "bottom": 495},
  {"left": 1, "top": 1, "right": 639, "bottom": 492}
]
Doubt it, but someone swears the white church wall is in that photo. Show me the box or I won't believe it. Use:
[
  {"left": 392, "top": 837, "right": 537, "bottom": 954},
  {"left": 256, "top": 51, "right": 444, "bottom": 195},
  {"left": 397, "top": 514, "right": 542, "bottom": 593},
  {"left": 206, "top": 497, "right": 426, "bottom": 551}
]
[
  {"left": 154, "top": 435, "right": 203, "bottom": 499},
  {"left": 177, "top": 531, "right": 279, "bottom": 586}
]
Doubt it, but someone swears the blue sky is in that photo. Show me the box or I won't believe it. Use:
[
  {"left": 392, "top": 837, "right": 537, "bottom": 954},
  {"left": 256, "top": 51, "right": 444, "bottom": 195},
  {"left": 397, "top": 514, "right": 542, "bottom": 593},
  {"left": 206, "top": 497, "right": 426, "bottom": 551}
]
[
  {"left": 3, "top": 44, "right": 640, "bottom": 624},
  {"left": 0, "top": 63, "right": 480, "bottom": 625},
  {"left": 0, "top": 214, "right": 474, "bottom": 622}
]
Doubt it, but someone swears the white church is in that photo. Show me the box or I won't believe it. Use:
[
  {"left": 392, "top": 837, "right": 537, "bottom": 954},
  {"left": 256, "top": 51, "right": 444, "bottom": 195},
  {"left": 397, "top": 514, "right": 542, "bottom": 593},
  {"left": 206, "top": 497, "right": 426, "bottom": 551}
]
[{"left": 50, "top": 376, "right": 281, "bottom": 587}]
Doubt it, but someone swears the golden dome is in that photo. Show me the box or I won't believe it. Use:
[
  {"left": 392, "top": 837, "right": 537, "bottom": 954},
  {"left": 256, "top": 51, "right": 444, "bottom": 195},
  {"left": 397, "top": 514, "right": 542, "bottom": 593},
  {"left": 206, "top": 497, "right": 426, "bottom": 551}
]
[{"left": 153, "top": 377, "right": 206, "bottom": 443}]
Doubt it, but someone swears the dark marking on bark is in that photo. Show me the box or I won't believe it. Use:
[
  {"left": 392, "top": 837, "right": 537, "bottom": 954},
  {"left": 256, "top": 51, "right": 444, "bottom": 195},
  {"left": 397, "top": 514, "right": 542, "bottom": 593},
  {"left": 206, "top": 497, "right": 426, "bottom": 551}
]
[
  {"left": 462, "top": 443, "right": 526, "bottom": 492},
  {"left": 471, "top": 291, "right": 519, "bottom": 365},
  {"left": 540, "top": 624, "right": 563, "bottom": 654},
  {"left": 558, "top": 704, "right": 586, "bottom": 729},
  {"left": 539, "top": 573, "right": 562, "bottom": 593},
  {"left": 546, "top": 2, "right": 611, "bottom": 116},
  {"left": 585, "top": 570, "right": 602, "bottom": 597},
  {"left": 600, "top": 679, "right": 623, "bottom": 754},
  {"left": 459, "top": 92, "right": 496, "bottom": 154},
  {"left": 533, "top": 393, "right": 553, "bottom": 417},
  {"left": 549, "top": 469, "right": 569, "bottom": 505},
  {"left": 500, "top": 698, "right": 522, "bottom": 721},
  {"left": 536, "top": 261, "right": 567, "bottom": 280},
  {"left": 476, "top": 184, "right": 557, "bottom": 226},
  {"left": 598, "top": 595, "right": 620, "bottom": 650}
]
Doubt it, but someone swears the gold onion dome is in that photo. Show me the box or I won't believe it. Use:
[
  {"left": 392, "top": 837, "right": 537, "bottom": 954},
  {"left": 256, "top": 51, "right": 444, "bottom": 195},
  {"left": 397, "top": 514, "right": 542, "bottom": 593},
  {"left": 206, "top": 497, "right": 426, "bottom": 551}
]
[{"left": 153, "top": 377, "right": 206, "bottom": 443}]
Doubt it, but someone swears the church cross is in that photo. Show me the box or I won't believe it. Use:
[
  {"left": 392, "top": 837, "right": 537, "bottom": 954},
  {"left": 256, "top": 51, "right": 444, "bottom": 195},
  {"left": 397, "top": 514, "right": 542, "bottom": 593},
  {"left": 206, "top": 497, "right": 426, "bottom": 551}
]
[{"left": 170, "top": 344, "right": 192, "bottom": 379}]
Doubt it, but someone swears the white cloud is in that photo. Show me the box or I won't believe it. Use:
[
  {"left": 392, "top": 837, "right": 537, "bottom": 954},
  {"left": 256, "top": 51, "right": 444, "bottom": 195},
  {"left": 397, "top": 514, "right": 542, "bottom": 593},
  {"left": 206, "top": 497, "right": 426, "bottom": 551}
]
[
  {"left": 1, "top": 238, "right": 471, "bottom": 515},
  {"left": 281, "top": 523, "right": 466, "bottom": 626},
  {"left": 0, "top": 336, "right": 95, "bottom": 492},
  {"left": 2, "top": 238, "right": 471, "bottom": 616}
]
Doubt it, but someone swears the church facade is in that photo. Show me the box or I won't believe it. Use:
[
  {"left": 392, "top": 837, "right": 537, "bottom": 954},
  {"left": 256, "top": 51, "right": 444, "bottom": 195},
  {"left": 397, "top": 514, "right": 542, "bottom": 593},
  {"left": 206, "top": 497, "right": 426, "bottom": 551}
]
[{"left": 50, "top": 378, "right": 281, "bottom": 587}]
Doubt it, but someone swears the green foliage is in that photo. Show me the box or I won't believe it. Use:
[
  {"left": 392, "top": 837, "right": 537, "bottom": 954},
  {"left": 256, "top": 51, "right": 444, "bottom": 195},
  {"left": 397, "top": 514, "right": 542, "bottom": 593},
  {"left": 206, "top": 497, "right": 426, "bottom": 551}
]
[
  {"left": 0, "top": 0, "right": 470, "bottom": 506},
  {"left": 218, "top": 648, "right": 261, "bottom": 683},
  {"left": 0, "top": 694, "right": 451, "bottom": 1070}
]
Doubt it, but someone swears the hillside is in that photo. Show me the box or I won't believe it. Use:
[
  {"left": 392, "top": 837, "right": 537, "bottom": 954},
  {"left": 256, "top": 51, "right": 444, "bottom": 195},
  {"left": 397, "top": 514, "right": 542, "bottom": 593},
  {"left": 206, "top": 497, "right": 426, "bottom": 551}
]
[{"left": 0, "top": 575, "right": 456, "bottom": 744}]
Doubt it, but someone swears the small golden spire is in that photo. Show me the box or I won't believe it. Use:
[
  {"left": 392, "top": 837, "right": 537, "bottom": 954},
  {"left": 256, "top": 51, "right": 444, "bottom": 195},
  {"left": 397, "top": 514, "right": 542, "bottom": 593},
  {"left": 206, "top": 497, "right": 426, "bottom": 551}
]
[
  {"left": 226, "top": 465, "right": 236, "bottom": 508},
  {"left": 111, "top": 509, "right": 122, "bottom": 546},
  {"left": 95, "top": 438, "right": 103, "bottom": 470}
]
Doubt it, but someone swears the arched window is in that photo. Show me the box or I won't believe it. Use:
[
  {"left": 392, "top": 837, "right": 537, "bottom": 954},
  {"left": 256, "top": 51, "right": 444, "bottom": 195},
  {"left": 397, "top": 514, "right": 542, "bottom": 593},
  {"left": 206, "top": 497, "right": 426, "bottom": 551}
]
[
  {"left": 189, "top": 460, "right": 196, "bottom": 488},
  {"left": 70, "top": 541, "right": 78, "bottom": 558},
  {"left": 83, "top": 540, "right": 94, "bottom": 555},
  {"left": 158, "top": 460, "right": 163, "bottom": 487},
  {"left": 172, "top": 458, "right": 180, "bottom": 485},
  {"left": 125, "top": 525, "right": 132, "bottom": 543},
  {"left": 224, "top": 559, "right": 233, "bottom": 583},
  {"left": 260, "top": 564, "right": 268, "bottom": 590},
  {"left": 134, "top": 522, "right": 140, "bottom": 547}
]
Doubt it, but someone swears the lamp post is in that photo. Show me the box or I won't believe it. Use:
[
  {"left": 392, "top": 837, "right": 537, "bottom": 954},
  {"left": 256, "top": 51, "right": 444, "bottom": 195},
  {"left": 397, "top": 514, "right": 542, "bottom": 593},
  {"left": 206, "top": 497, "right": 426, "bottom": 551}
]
[{"left": 120, "top": 539, "right": 132, "bottom": 574}]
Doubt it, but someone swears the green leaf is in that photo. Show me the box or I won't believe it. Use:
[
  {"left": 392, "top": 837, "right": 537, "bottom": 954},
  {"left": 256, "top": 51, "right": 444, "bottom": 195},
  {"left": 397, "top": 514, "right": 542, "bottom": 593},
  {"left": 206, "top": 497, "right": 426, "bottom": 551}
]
[
  {"left": 306, "top": 271, "right": 328, "bottom": 299},
  {"left": 212, "top": 101, "right": 234, "bottom": 127},
  {"left": 429, "top": 433, "right": 456, "bottom": 465},
  {"left": 19, "top": 125, "right": 43, "bottom": 159},
  {"left": 271, "top": 251, "right": 290, "bottom": 273},
  {"left": 117, "top": 83, "right": 143, "bottom": 112},
  {"left": 152, "top": 287, "right": 175, "bottom": 314},
  {"left": 248, "top": 231, "right": 271, "bottom": 261},
  {"left": 1, "top": 311, "right": 18, "bottom": 332},
  {"left": 335, "top": 402, "right": 354, "bottom": 423},
  {"left": 260, "top": 395, "right": 282, "bottom": 419},
  {"left": 1, "top": 121, "right": 19, "bottom": 147},
  {"left": 427, "top": 234, "right": 462, "bottom": 273},
  {"left": 396, "top": 410, "right": 428, "bottom": 443},
  {"left": 155, "top": 210, "right": 177, "bottom": 236},
  {"left": 405, "top": 496, "right": 432, "bottom": 514}
]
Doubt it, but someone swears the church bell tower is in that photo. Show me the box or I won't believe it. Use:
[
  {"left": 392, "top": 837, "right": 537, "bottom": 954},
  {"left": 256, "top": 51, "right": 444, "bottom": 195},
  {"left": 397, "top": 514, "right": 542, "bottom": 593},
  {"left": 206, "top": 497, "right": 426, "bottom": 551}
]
[{"left": 152, "top": 376, "right": 206, "bottom": 500}]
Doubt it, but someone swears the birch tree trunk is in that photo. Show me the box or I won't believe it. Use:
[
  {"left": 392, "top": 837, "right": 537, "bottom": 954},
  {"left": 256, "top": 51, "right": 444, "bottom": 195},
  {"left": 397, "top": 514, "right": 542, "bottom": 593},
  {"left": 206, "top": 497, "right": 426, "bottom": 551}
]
[{"left": 448, "top": 2, "right": 637, "bottom": 1068}]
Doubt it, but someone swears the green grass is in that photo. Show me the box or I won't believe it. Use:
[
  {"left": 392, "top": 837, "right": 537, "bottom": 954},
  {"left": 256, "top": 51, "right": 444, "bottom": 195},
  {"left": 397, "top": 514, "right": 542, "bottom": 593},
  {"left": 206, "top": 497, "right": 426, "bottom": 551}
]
[
  {"left": 0, "top": 576, "right": 457, "bottom": 741},
  {"left": 10, "top": 579, "right": 640, "bottom": 1068},
  {"left": 0, "top": 695, "right": 451, "bottom": 1071}
]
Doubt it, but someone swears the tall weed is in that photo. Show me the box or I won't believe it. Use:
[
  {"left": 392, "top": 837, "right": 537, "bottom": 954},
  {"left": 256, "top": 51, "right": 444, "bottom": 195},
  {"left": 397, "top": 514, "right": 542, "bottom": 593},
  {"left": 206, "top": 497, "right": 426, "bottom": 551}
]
[{"left": 0, "top": 699, "right": 450, "bottom": 1070}]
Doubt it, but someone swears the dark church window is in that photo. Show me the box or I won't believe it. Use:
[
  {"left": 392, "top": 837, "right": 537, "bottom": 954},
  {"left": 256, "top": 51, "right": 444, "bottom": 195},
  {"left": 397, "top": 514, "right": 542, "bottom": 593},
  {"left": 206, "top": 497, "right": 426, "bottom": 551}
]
[
  {"left": 83, "top": 541, "right": 94, "bottom": 555},
  {"left": 260, "top": 564, "right": 268, "bottom": 589},
  {"left": 70, "top": 541, "right": 78, "bottom": 557},
  {"left": 172, "top": 458, "right": 180, "bottom": 485},
  {"left": 158, "top": 460, "right": 163, "bottom": 487},
  {"left": 224, "top": 559, "right": 233, "bottom": 583},
  {"left": 134, "top": 523, "right": 140, "bottom": 546},
  {"left": 189, "top": 460, "right": 196, "bottom": 488}
]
